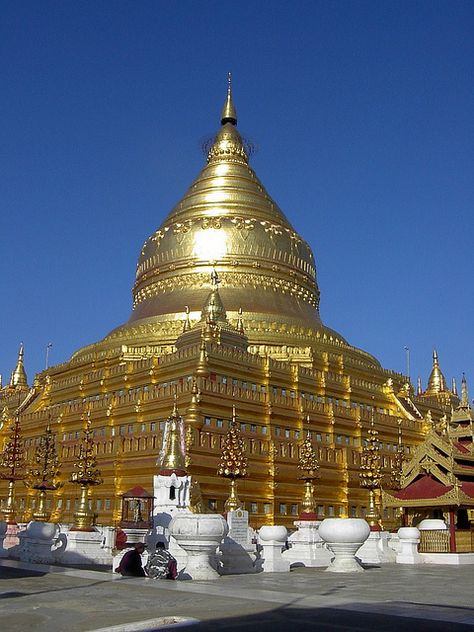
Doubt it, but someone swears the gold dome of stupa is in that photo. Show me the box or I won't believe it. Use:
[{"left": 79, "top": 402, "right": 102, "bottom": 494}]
[{"left": 74, "top": 77, "right": 379, "bottom": 368}]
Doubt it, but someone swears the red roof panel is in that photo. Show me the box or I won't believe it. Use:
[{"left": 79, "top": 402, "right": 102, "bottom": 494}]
[{"left": 394, "top": 475, "right": 452, "bottom": 500}]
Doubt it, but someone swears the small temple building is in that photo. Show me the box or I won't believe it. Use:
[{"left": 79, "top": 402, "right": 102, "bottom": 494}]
[
  {"left": 383, "top": 374, "right": 474, "bottom": 550},
  {"left": 0, "top": 79, "right": 466, "bottom": 530}
]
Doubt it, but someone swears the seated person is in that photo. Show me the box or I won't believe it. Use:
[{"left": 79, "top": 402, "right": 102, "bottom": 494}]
[
  {"left": 145, "top": 542, "right": 178, "bottom": 580},
  {"left": 115, "top": 542, "right": 146, "bottom": 577}
]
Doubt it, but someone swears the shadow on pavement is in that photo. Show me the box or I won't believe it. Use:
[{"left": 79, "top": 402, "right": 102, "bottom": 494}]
[
  {"left": 161, "top": 604, "right": 474, "bottom": 632},
  {"left": 0, "top": 567, "right": 46, "bottom": 579}
]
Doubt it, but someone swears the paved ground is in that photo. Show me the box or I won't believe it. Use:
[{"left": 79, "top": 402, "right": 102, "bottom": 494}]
[{"left": 1, "top": 559, "right": 474, "bottom": 631}]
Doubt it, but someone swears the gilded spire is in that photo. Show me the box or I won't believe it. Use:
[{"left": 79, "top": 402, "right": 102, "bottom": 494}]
[
  {"left": 237, "top": 307, "right": 245, "bottom": 335},
  {"left": 460, "top": 373, "right": 469, "bottom": 409},
  {"left": 195, "top": 339, "right": 209, "bottom": 378},
  {"left": 201, "top": 270, "right": 227, "bottom": 325},
  {"left": 185, "top": 377, "right": 201, "bottom": 428},
  {"left": 183, "top": 305, "right": 192, "bottom": 332},
  {"left": 9, "top": 343, "right": 28, "bottom": 389},
  {"left": 416, "top": 376, "right": 423, "bottom": 396},
  {"left": 221, "top": 72, "right": 237, "bottom": 126},
  {"left": 452, "top": 377, "right": 458, "bottom": 397},
  {"left": 208, "top": 77, "right": 247, "bottom": 164},
  {"left": 159, "top": 397, "right": 187, "bottom": 474},
  {"left": 425, "top": 349, "right": 447, "bottom": 395}
]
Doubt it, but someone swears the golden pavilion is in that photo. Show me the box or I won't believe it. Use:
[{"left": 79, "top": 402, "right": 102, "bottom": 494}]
[{"left": 0, "top": 79, "right": 460, "bottom": 529}]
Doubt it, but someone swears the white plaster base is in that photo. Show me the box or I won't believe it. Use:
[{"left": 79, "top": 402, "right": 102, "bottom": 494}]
[
  {"left": 259, "top": 542, "right": 290, "bottom": 573},
  {"left": 420, "top": 553, "right": 474, "bottom": 565},
  {"left": 3, "top": 523, "right": 21, "bottom": 550},
  {"left": 324, "top": 542, "right": 365, "bottom": 572},
  {"left": 121, "top": 528, "right": 148, "bottom": 545},
  {"left": 17, "top": 523, "right": 59, "bottom": 564},
  {"left": 356, "top": 531, "right": 396, "bottom": 565},
  {"left": 168, "top": 536, "right": 188, "bottom": 573},
  {"left": 283, "top": 520, "right": 332, "bottom": 568},
  {"left": 58, "top": 530, "right": 112, "bottom": 565}
]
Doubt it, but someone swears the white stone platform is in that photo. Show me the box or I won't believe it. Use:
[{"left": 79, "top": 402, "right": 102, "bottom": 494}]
[{"left": 420, "top": 552, "right": 474, "bottom": 565}]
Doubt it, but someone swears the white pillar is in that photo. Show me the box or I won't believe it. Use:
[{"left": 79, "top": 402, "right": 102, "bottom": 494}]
[{"left": 258, "top": 525, "right": 290, "bottom": 573}]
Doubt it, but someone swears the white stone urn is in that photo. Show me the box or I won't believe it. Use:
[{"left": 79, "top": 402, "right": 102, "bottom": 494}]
[
  {"left": 259, "top": 525, "right": 288, "bottom": 543},
  {"left": 417, "top": 519, "right": 447, "bottom": 530},
  {"left": 26, "top": 521, "right": 58, "bottom": 539},
  {"left": 319, "top": 518, "right": 370, "bottom": 572},
  {"left": 18, "top": 521, "right": 59, "bottom": 564},
  {"left": 396, "top": 526, "right": 421, "bottom": 564},
  {"left": 169, "top": 513, "right": 228, "bottom": 580}
]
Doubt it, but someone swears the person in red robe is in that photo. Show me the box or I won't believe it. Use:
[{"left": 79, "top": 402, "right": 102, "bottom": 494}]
[{"left": 115, "top": 542, "right": 146, "bottom": 577}]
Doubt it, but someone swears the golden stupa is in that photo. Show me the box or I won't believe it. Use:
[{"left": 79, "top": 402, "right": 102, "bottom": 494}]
[
  {"left": 0, "top": 79, "right": 456, "bottom": 528},
  {"left": 74, "top": 74, "right": 373, "bottom": 367}
]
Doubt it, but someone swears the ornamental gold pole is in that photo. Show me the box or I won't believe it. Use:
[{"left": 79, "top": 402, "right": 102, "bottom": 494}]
[
  {"left": 218, "top": 406, "right": 247, "bottom": 513},
  {"left": 359, "top": 405, "right": 383, "bottom": 531},
  {"left": 297, "top": 416, "right": 320, "bottom": 519},
  {"left": 3, "top": 480, "right": 17, "bottom": 523},
  {"left": 69, "top": 411, "right": 103, "bottom": 531},
  {"left": 32, "top": 489, "right": 49, "bottom": 522}
]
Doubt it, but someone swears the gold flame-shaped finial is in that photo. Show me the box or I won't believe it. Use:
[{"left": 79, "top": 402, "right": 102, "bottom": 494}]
[{"left": 221, "top": 72, "right": 237, "bottom": 126}]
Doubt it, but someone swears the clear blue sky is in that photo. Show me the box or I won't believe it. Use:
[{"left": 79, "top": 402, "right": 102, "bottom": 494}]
[{"left": 1, "top": 1, "right": 473, "bottom": 392}]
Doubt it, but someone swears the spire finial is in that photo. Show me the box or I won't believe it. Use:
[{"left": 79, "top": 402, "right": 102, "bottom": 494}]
[
  {"left": 183, "top": 306, "right": 192, "bottom": 332},
  {"left": 452, "top": 377, "right": 458, "bottom": 396},
  {"left": 9, "top": 342, "right": 28, "bottom": 389},
  {"left": 221, "top": 72, "right": 237, "bottom": 126},
  {"left": 237, "top": 307, "right": 245, "bottom": 335},
  {"left": 461, "top": 373, "right": 469, "bottom": 408},
  {"left": 433, "top": 349, "right": 439, "bottom": 365},
  {"left": 417, "top": 376, "right": 422, "bottom": 396}
]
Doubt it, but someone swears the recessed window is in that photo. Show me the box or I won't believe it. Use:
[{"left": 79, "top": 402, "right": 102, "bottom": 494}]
[
  {"left": 279, "top": 503, "right": 287, "bottom": 515},
  {"left": 263, "top": 503, "right": 271, "bottom": 515},
  {"left": 250, "top": 502, "right": 258, "bottom": 513},
  {"left": 216, "top": 419, "right": 223, "bottom": 428},
  {"left": 204, "top": 417, "right": 211, "bottom": 426},
  {"left": 291, "top": 504, "right": 298, "bottom": 515}
]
